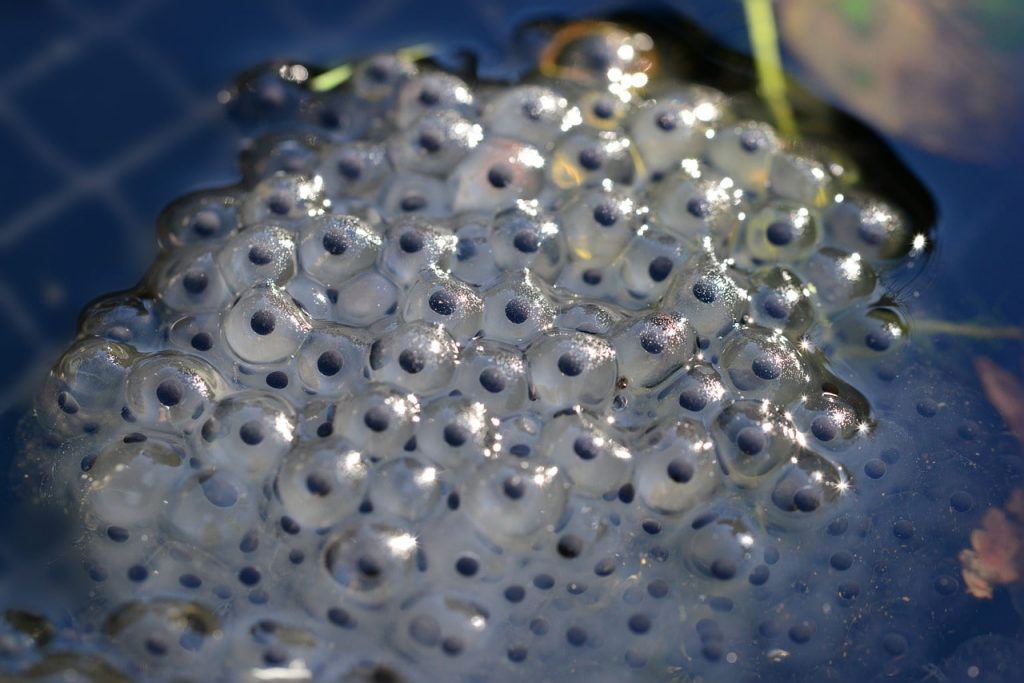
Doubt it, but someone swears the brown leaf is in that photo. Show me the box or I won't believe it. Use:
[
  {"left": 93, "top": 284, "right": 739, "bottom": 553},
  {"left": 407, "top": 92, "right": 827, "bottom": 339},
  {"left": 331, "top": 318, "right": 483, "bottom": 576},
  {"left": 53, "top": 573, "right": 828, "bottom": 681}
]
[{"left": 975, "top": 357, "right": 1024, "bottom": 442}]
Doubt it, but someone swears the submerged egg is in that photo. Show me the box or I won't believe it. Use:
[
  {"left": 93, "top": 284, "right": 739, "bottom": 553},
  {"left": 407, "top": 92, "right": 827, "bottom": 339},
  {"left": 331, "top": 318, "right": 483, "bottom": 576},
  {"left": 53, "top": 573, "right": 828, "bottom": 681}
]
[{"left": 11, "top": 18, "right": 1002, "bottom": 683}]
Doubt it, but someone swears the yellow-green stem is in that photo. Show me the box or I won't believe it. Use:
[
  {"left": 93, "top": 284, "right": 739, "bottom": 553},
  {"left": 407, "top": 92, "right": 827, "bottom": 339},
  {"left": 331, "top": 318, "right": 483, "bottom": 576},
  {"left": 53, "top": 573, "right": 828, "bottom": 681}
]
[
  {"left": 914, "top": 318, "right": 1024, "bottom": 341},
  {"left": 742, "top": 0, "right": 799, "bottom": 138}
]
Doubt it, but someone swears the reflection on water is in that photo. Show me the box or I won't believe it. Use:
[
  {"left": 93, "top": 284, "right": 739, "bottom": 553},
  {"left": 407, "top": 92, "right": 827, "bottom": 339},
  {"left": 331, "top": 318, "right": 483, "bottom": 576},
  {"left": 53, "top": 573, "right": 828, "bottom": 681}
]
[{"left": 778, "top": 0, "right": 1024, "bottom": 162}]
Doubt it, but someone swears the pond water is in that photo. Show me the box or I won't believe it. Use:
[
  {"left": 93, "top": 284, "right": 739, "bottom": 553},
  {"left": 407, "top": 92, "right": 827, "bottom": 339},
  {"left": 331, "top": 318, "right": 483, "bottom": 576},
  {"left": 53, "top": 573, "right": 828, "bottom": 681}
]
[{"left": 0, "top": 1, "right": 1021, "bottom": 681}]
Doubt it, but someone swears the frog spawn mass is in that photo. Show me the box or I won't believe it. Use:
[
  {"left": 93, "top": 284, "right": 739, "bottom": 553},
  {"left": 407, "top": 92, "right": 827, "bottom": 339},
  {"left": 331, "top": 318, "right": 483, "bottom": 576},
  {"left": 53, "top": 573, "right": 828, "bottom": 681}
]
[{"left": 11, "top": 23, "right": 1005, "bottom": 683}]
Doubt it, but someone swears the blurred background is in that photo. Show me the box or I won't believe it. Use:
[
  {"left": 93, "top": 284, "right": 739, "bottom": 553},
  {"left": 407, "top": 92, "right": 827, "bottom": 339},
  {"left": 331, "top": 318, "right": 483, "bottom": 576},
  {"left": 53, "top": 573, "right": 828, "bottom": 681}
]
[{"left": 0, "top": 0, "right": 1021, "bottom": 474}]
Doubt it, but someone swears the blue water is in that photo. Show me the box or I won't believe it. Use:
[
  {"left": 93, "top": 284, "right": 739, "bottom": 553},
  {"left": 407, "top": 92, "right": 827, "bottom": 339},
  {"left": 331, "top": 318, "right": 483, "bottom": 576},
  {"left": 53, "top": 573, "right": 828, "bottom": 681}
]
[{"left": 0, "top": 0, "right": 1021, "bottom": 675}]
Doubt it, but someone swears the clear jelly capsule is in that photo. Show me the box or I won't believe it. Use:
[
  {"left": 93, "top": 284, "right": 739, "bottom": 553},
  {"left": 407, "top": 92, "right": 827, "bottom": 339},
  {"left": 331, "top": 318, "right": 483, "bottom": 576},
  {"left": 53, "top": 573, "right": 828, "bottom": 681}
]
[
  {"left": 228, "top": 61, "right": 309, "bottom": 126},
  {"left": 415, "top": 397, "right": 495, "bottom": 467},
  {"left": 768, "top": 152, "right": 830, "bottom": 207},
  {"left": 242, "top": 130, "right": 326, "bottom": 180},
  {"left": 742, "top": 200, "right": 819, "bottom": 263},
  {"left": 577, "top": 90, "right": 631, "bottom": 130},
  {"left": 222, "top": 617, "right": 330, "bottom": 682},
  {"left": 158, "top": 248, "right": 232, "bottom": 313},
  {"left": 369, "top": 457, "right": 442, "bottom": 522},
  {"left": 389, "top": 110, "right": 482, "bottom": 176},
  {"left": 274, "top": 440, "right": 368, "bottom": 529},
  {"left": 462, "top": 459, "right": 568, "bottom": 543},
  {"left": 543, "top": 492, "right": 616, "bottom": 562},
  {"left": 102, "top": 599, "right": 221, "bottom": 673},
  {"left": 394, "top": 593, "right": 494, "bottom": 663},
  {"left": 454, "top": 340, "right": 528, "bottom": 413},
  {"left": 303, "top": 88, "right": 373, "bottom": 139},
  {"left": 395, "top": 71, "right": 475, "bottom": 129},
  {"left": 768, "top": 449, "right": 850, "bottom": 520},
  {"left": 683, "top": 506, "right": 761, "bottom": 582},
  {"left": 830, "top": 304, "right": 909, "bottom": 356},
  {"left": 550, "top": 130, "right": 634, "bottom": 189},
  {"left": 351, "top": 53, "right": 418, "bottom": 102},
  {"left": 616, "top": 228, "right": 690, "bottom": 308},
  {"left": 450, "top": 140, "right": 546, "bottom": 214},
  {"left": 294, "top": 324, "right": 366, "bottom": 396},
  {"left": 612, "top": 311, "right": 695, "bottom": 389},
  {"left": 559, "top": 184, "right": 640, "bottom": 266},
  {"left": 157, "top": 188, "right": 241, "bottom": 250},
  {"left": 164, "top": 469, "right": 259, "bottom": 549},
  {"left": 493, "top": 412, "right": 544, "bottom": 460},
  {"left": 670, "top": 253, "right": 749, "bottom": 343},
  {"left": 527, "top": 330, "right": 618, "bottom": 411},
  {"left": 223, "top": 283, "right": 313, "bottom": 364},
  {"left": 747, "top": 267, "right": 815, "bottom": 340},
  {"left": 628, "top": 87, "right": 725, "bottom": 171},
  {"left": 543, "top": 21, "right": 657, "bottom": 88},
  {"left": 322, "top": 520, "right": 422, "bottom": 605},
  {"left": 538, "top": 413, "right": 632, "bottom": 497},
  {"left": 298, "top": 214, "right": 381, "bottom": 286},
  {"left": 556, "top": 258, "right": 619, "bottom": 300},
  {"left": 123, "top": 352, "right": 223, "bottom": 428},
  {"left": 78, "top": 294, "right": 160, "bottom": 349},
  {"left": 634, "top": 419, "right": 719, "bottom": 514},
  {"left": 799, "top": 247, "right": 877, "bottom": 311},
  {"left": 556, "top": 301, "right": 623, "bottom": 337},
  {"left": 791, "top": 392, "right": 867, "bottom": 452},
  {"left": 449, "top": 216, "right": 499, "bottom": 287},
  {"left": 239, "top": 172, "right": 325, "bottom": 228},
  {"left": 823, "top": 194, "right": 913, "bottom": 263},
  {"left": 286, "top": 271, "right": 336, "bottom": 321},
  {"left": 488, "top": 200, "right": 564, "bottom": 281},
  {"left": 334, "top": 268, "right": 399, "bottom": 327},
  {"left": 38, "top": 338, "right": 135, "bottom": 431},
  {"left": 216, "top": 223, "right": 297, "bottom": 293},
  {"left": 403, "top": 269, "right": 484, "bottom": 342},
  {"left": 379, "top": 171, "right": 452, "bottom": 219},
  {"left": 706, "top": 121, "right": 781, "bottom": 193},
  {"left": 295, "top": 397, "right": 337, "bottom": 440},
  {"left": 712, "top": 399, "right": 800, "bottom": 488},
  {"left": 480, "top": 270, "right": 558, "bottom": 346},
  {"left": 332, "top": 383, "right": 420, "bottom": 456},
  {"left": 649, "top": 168, "right": 743, "bottom": 245},
  {"left": 197, "top": 392, "right": 296, "bottom": 481},
  {"left": 368, "top": 321, "right": 458, "bottom": 395},
  {"left": 317, "top": 142, "right": 392, "bottom": 199},
  {"left": 483, "top": 85, "right": 571, "bottom": 148},
  {"left": 657, "top": 363, "right": 727, "bottom": 418},
  {"left": 81, "top": 435, "right": 186, "bottom": 529},
  {"left": 719, "top": 326, "right": 814, "bottom": 405},
  {"left": 377, "top": 217, "right": 456, "bottom": 286}
]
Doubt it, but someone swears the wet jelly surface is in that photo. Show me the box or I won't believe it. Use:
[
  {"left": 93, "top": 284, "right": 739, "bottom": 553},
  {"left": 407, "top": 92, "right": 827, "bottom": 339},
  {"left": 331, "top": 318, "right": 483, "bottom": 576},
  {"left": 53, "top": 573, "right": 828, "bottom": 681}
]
[{"left": 4, "top": 19, "right": 1021, "bottom": 683}]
